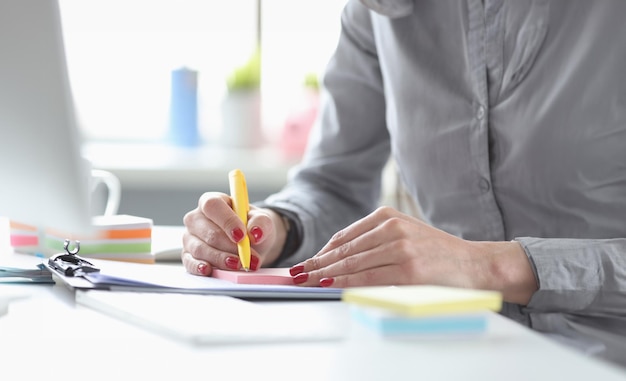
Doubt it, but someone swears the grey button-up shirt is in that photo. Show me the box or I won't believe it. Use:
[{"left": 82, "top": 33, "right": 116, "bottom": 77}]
[{"left": 263, "top": 0, "right": 626, "bottom": 366}]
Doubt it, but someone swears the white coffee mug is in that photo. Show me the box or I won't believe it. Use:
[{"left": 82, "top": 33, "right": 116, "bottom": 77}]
[
  {"left": 90, "top": 169, "right": 121, "bottom": 216},
  {"left": 81, "top": 156, "right": 121, "bottom": 217}
]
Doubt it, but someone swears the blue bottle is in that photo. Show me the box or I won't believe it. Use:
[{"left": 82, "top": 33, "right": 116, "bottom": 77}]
[{"left": 168, "top": 67, "right": 199, "bottom": 146}]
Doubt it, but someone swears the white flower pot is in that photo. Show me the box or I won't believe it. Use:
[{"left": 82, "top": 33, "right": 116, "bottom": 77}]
[{"left": 220, "top": 90, "right": 263, "bottom": 148}]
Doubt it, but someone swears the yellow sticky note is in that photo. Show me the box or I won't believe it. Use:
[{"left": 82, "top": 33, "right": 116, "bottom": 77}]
[{"left": 342, "top": 285, "right": 502, "bottom": 317}]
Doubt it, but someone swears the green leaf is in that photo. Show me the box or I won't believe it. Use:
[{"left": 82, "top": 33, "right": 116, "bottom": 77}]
[
  {"left": 303, "top": 72, "right": 320, "bottom": 91},
  {"left": 226, "top": 46, "right": 261, "bottom": 92}
]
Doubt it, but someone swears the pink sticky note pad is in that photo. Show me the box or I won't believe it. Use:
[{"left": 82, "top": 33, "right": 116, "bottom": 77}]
[{"left": 212, "top": 268, "right": 294, "bottom": 285}]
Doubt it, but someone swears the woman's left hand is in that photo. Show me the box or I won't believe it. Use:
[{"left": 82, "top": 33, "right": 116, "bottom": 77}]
[{"left": 289, "top": 206, "right": 537, "bottom": 305}]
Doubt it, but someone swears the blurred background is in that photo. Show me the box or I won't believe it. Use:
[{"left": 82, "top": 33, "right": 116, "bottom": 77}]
[{"left": 60, "top": 0, "right": 415, "bottom": 226}]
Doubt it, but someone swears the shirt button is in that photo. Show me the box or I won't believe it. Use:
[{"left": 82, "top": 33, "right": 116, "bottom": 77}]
[
  {"left": 478, "top": 178, "right": 491, "bottom": 193},
  {"left": 476, "top": 105, "right": 485, "bottom": 120}
]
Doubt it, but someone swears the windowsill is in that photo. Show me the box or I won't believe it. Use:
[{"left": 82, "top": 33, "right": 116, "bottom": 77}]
[{"left": 83, "top": 142, "right": 300, "bottom": 191}]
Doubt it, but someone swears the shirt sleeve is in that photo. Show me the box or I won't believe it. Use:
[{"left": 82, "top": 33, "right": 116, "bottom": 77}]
[
  {"left": 260, "top": 1, "right": 391, "bottom": 267},
  {"left": 517, "top": 237, "right": 626, "bottom": 315},
  {"left": 515, "top": 237, "right": 626, "bottom": 366}
]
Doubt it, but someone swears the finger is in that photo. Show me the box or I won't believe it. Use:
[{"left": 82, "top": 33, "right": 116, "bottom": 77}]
[
  {"left": 182, "top": 251, "right": 213, "bottom": 276},
  {"left": 182, "top": 251, "right": 262, "bottom": 275},
  {"left": 183, "top": 212, "right": 237, "bottom": 254},
  {"left": 182, "top": 231, "right": 241, "bottom": 271},
  {"left": 302, "top": 216, "right": 409, "bottom": 274},
  {"left": 195, "top": 192, "right": 247, "bottom": 244},
  {"left": 183, "top": 196, "right": 230, "bottom": 242},
  {"left": 313, "top": 218, "right": 375, "bottom": 258},
  {"left": 319, "top": 263, "right": 411, "bottom": 288},
  {"left": 246, "top": 207, "right": 274, "bottom": 246},
  {"left": 295, "top": 240, "right": 401, "bottom": 286},
  {"left": 314, "top": 206, "right": 414, "bottom": 257}
]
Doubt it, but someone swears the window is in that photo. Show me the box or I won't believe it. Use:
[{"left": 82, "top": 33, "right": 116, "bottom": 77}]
[{"left": 59, "top": 0, "right": 347, "bottom": 145}]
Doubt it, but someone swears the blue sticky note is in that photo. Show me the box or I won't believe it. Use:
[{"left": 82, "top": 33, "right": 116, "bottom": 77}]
[{"left": 350, "top": 305, "right": 488, "bottom": 336}]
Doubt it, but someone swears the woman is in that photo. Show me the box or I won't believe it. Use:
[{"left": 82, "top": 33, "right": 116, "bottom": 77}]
[{"left": 182, "top": 0, "right": 626, "bottom": 366}]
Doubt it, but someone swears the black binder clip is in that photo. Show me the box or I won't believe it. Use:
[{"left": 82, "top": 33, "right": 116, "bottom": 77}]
[{"left": 48, "top": 239, "right": 100, "bottom": 277}]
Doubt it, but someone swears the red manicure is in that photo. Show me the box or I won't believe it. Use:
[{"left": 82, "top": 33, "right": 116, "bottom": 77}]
[
  {"left": 293, "top": 272, "right": 309, "bottom": 285},
  {"left": 250, "top": 226, "right": 263, "bottom": 243},
  {"left": 225, "top": 256, "right": 240, "bottom": 270},
  {"left": 319, "top": 277, "right": 334, "bottom": 287},
  {"left": 197, "top": 263, "right": 208, "bottom": 275},
  {"left": 250, "top": 255, "right": 260, "bottom": 271},
  {"left": 232, "top": 228, "right": 245, "bottom": 242},
  {"left": 289, "top": 265, "right": 305, "bottom": 276}
]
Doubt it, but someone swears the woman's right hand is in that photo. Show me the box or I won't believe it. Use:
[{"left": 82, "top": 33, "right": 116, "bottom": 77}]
[{"left": 181, "top": 192, "right": 287, "bottom": 276}]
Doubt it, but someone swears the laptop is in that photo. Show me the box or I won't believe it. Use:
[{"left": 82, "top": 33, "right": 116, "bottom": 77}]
[{"left": 0, "top": 0, "right": 92, "bottom": 234}]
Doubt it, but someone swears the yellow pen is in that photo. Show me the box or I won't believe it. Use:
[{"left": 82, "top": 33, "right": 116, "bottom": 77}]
[{"left": 228, "top": 168, "right": 251, "bottom": 271}]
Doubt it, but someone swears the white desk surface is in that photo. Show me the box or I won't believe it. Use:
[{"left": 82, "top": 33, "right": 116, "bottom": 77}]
[{"left": 2, "top": 233, "right": 626, "bottom": 380}]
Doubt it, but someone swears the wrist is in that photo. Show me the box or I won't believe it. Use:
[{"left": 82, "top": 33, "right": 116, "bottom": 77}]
[
  {"left": 262, "top": 207, "right": 303, "bottom": 266},
  {"left": 472, "top": 240, "right": 538, "bottom": 305},
  {"left": 264, "top": 209, "right": 289, "bottom": 266}
]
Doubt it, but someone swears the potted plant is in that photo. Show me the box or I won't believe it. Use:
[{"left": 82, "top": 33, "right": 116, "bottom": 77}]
[{"left": 220, "top": 47, "right": 264, "bottom": 148}]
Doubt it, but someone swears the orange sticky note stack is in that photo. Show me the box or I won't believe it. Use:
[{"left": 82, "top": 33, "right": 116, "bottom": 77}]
[{"left": 44, "top": 215, "right": 155, "bottom": 264}]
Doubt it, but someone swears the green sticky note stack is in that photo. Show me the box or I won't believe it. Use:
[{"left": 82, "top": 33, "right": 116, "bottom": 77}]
[{"left": 44, "top": 215, "right": 155, "bottom": 264}]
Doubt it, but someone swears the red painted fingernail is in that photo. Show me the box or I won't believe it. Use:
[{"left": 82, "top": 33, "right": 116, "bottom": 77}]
[
  {"left": 250, "top": 226, "right": 263, "bottom": 243},
  {"left": 319, "top": 277, "right": 334, "bottom": 287},
  {"left": 197, "top": 263, "right": 208, "bottom": 275},
  {"left": 289, "top": 265, "right": 305, "bottom": 276},
  {"left": 293, "top": 272, "right": 309, "bottom": 285},
  {"left": 250, "top": 255, "right": 260, "bottom": 271},
  {"left": 232, "top": 228, "right": 244, "bottom": 242},
  {"left": 225, "top": 256, "right": 240, "bottom": 270}
]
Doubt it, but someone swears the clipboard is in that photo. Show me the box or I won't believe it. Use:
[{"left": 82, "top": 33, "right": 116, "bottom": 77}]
[{"left": 45, "top": 240, "right": 341, "bottom": 300}]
